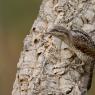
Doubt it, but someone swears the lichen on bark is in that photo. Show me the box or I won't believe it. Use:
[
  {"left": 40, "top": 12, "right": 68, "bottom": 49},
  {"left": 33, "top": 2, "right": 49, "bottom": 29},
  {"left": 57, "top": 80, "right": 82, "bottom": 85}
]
[{"left": 12, "top": 0, "right": 95, "bottom": 95}]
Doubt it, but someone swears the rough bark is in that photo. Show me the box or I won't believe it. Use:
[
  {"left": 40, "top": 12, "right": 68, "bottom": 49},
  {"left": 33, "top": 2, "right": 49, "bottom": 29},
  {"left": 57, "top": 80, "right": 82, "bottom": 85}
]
[{"left": 12, "top": 0, "right": 95, "bottom": 95}]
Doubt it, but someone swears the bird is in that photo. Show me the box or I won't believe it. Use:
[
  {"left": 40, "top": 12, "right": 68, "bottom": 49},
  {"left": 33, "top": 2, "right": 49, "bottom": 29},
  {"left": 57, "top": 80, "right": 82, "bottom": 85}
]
[
  {"left": 46, "top": 25, "right": 95, "bottom": 59},
  {"left": 46, "top": 25, "right": 95, "bottom": 90}
]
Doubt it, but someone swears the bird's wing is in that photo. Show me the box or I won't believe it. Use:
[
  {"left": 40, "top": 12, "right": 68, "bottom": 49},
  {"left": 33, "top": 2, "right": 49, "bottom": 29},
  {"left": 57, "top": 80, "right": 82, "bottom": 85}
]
[{"left": 72, "top": 31, "right": 95, "bottom": 58}]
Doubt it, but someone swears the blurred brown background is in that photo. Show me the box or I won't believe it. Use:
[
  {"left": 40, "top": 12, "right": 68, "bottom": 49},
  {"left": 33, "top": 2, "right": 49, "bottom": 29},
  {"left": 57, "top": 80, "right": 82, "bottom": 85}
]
[{"left": 0, "top": 0, "right": 95, "bottom": 95}]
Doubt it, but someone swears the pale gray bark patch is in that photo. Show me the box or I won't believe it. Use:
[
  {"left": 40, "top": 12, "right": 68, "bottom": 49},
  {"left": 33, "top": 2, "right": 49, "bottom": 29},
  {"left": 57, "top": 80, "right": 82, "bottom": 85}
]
[{"left": 12, "top": 0, "right": 95, "bottom": 95}]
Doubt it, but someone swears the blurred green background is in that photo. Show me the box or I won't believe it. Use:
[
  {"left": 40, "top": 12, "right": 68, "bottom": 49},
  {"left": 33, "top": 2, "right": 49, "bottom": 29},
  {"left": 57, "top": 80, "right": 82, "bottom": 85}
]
[
  {"left": 0, "top": 0, "right": 42, "bottom": 95},
  {"left": 0, "top": 0, "right": 95, "bottom": 95}
]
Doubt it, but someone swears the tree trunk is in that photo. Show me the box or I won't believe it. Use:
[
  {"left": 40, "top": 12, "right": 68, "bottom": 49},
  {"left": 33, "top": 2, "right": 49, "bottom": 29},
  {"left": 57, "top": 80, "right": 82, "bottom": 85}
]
[{"left": 12, "top": 0, "right": 95, "bottom": 95}]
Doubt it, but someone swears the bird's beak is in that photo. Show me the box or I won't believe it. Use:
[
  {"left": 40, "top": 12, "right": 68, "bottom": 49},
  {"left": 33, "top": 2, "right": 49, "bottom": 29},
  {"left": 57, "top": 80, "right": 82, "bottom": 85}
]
[
  {"left": 45, "top": 32, "right": 52, "bottom": 35},
  {"left": 45, "top": 29, "right": 55, "bottom": 35}
]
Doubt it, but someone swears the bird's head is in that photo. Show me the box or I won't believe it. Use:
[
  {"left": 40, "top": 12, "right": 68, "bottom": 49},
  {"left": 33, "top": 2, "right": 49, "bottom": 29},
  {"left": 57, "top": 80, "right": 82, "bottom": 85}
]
[{"left": 46, "top": 26, "right": 70, "bottom": 41}]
